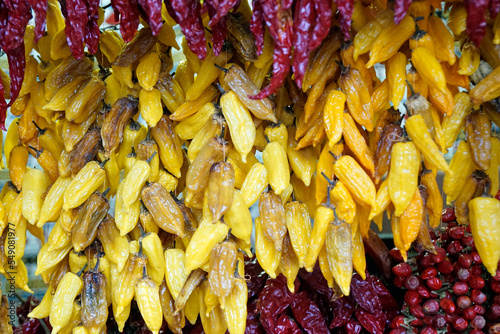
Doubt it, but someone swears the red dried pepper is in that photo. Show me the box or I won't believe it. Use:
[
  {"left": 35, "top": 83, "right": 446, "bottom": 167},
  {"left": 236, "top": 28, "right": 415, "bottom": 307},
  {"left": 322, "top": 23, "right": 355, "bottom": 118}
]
[
  {"left": 337, "top": 0, "right": 354, "bottom": 41},
  {"left": 345, "top": 319, "right": 363, "bottom": 334},
  {"left": 0, "top": 0, "right": 7, "bottom": 48},
  {"left": 394, "top": 0, "right": 412, "bottom": 25},
  {"left": 290, "top": 291, "right": 329, "bottom": 334},
  {"left": 210, "top": 0, "right": 239, "bottom": 26},
  {"left": 355, "top": 308, "right": 384, "bottom": 334},
  {"left": 245, "top": 256, "right": 268, "bottom": 300},
  {"left": 205, "top": 0, "right": 228, "bottom": 56},
  {"left": 6, "top": 44, "right": 25, "bottom": 105},
  {"left": 138, "top": 0, "right": 163, "bottom": 35},
  {"left": 2, "top": 0, "right": 32, "bottom": 51},
  {"left": 246, "top": 299, "right": 265, "bottom": 334},
  {"left": 292, "top": 0, "right": 314, "bottom": 88},
  {"left": 368, "top": 275, "right": 399, "bottom": 313},
  {"left": 330, "top": 297, "right": 355, "bottom": 329},
  {"left": 274, "top": 313, "right": 302, "bottom": 334},
  {"left": 165, "top": 0, "right": 207, "bottom": 59},
  {"left": 251, "top": 0, "right": 293, "bottom": 99},
  {"left": 309, "top": 0, "right": 332, "bottom": 50},
  {"left": 85, "top": 0, "right": 100, "bottom": 54},
  {"left": 112, "top": 0, "right": 140, "bottom": 42},
  {"left": 250, "top": 0, "right": 265, "bottom": 55},
  {"left": 27, "top": 0, "right": 47, "bottom": 43},
  {"left": 64, "top": 0, "right": 88, "bottom": 59},
  {"left": 350, "top": 273, "right": 382, "bottom": 314},
  {"left": 464, "top": 0, "right": 489, "bottom": 46},
  {"left": 256, "top": 276, "right": 293, "bottom": 330},
  {"left": 0, "top": 79, "right": 6, "bottom": 131}
]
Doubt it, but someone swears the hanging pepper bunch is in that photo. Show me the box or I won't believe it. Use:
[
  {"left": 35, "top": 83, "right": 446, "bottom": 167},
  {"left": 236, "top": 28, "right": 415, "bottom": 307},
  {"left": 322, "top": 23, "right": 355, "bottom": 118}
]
[
  {"left": 389, "top": 207, "right": 500, "bottom": 334},
  {"left": 0, "top": 0, "right": 499, "bottom": 333}
]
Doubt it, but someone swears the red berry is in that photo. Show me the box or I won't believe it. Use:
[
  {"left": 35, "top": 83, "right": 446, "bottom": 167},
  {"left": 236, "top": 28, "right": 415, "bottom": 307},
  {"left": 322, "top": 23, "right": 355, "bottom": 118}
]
[
  {"left": 457, "top": 268, "right": 471, "bottom": 282},
  {"left": 420, "top": 326, "right": 437, "bottom": 334},
  {"left": 471, "top": 315, "right": 486, "bottom": 329},
  {"left": 469, "top": 275, "right": 485, "bottom": 290},
  {"left": 420, "top": 254, "right": 435, "bottom": 268},
  {"left": 393, "top": 276, "right": 405, "bottom": 288},
  {"left": 410, "top": 318, "right": 423, "bottom": 327},
  {"left": 463, "top": 306, "right": 476, "bottom": 320},
  {"left": 392, "top": 262, "right": 412, "bottom": 277},
  {"left": 421, "top": 267, "right": 438, "bottom": 280},
  {"left": 491, "top": 303, "right": 500, "bottom": 317},
  {"left": 426, "top": 277, "right": 442, "bottom": 291},
  {"left": 423, "top": 315, "right": 433, "bottom": 326},
  {"left": 432, "top": 247, "right": 446, "bottom": 263},
  {"left": 390, "top": 248, "right": 405, "bottom": 262},
  {"left": 458, "top": 254, "right": 472, "bottom": 268},
  {"left": 453, "top": 317, "right": 468, "bottom": 331},
  {"left": 444, "top": 313, "right": 457, "bottom": 324},
  {"left": 449, "top": 226, "right": 465, "bottom": 239},
  {"left": 456, "top": 295, "right": 472, "bottom": 310},
  {"left": 447, "top": 240, "right": 463, "bottom": 255},
  {"left": 470, "top": 251, "right": 482, "bottom": 264},
  {"left": 473, "top": 305, "right": 485, "bottom": 315},
  {"left": 470, "top": 330, "right": 483, "bottom": 334},
  {"left": 423, "top": 299, "right": 440, "bottom": 315},
  {"left": 492, "top": 280, "right": 500, "bottom": 294},
  {"left": 441, "top": 208, "right": 456, "bottom": 223},
  {"left": 405, "top": 275, "right": 420, "bottom": 290},
  {"left": 391, "top": 315, "right": 406, "bottom": 329},
  {"left": 494, "top": 295, "right": 500, "bottom": 304},
  {"left": 452, "top": 281, "right": 469, "bottom": 295},
  {"left": 440, "top": 298, "right": 456, "bottom": 314},
  {"left": 405, "top": 290, "right": 420, "bottom": 307},
  {"left": 437, "top": 260, "right": 454, "bottom": 274},
  {"left": 417, "top": 285, "right": 430, "bottom": 299},
  {"left": 462, "top": 235, "right": 475, "bottom": 248},
  {"left": 470, "top": 290, "right": 487, "bottom": 305},
  {"left": 410, "top": 305, "right": 425, "bottom": 318},
  {"left": 471, "top": 265, "right": 482, "bottom": 275},
  {"left": 433, "top": 314, "right": 446, "bottom": 328},
  {"left": 389, "top": 329, "right": 406, "bottom": 334}
]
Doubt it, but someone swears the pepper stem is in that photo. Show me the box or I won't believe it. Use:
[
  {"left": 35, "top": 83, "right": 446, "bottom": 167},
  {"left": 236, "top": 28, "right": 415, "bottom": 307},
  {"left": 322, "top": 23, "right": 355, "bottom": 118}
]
[
  {"left": 102, "top": 187, "right": 111, "bottom": 197},
  {"left": 146, "top": 151, "right": 157, "bottom": 164},
  {"left": 32, "top": 121, "right": 47, "bottom": 136},
  {"left": 28, "top": 146, "right": 42, "bottom": 159},
  {"left": 77, "top": 263, "right": 88, "bottom": 276},
  {"left": 93, "top": 256, "right": 101, "bottom": 271},
  {"left": 406, "top": 79, "right": 416, "bottom": 96},
  {"left": 214, "top": 63, "right": 229, "bottom": 74}
]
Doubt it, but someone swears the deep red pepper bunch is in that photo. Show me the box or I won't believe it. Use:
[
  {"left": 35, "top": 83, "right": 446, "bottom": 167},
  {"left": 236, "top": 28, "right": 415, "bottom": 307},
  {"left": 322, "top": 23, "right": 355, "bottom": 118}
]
[{"left": 389, "top": 208, "right": 500, "bottom": 334}]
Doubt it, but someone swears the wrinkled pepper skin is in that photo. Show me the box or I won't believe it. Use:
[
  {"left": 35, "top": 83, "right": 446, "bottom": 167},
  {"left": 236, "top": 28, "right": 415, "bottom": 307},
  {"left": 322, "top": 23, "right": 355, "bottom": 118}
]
[
  {"left": 465, "top": 110, "right": 492, "bottom": 171},
  {"left": 259, "top": 191, "right": 287, "bottom": 253},
  {"left": 81, "top": 266, "right": 108, "bottom": 333},
  {"left": 468, "top": 196, "right": 500, "bottom": 276},
  {"left": 326, "top": 221, "right": 353, "bottom": 296},
  {"left": 207, "top": 162, "right": 235, "bottom": 223},
  {"left": 209, "top": 240, "right": 237, "bottom": 299},
  {"left": 135, "top": 276, "right": 163, "bottom": 334},
  {"left": 455, "top": 171, "right": 490, "bottom": 226}
]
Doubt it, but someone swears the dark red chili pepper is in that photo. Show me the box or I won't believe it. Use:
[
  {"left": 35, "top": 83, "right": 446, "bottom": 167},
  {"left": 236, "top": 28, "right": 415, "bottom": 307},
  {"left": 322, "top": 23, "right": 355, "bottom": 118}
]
[
  {"left": 6, "top": 44, "right": 25, "bottom": 107},
  {"left": 2, "top": 0, "right": 32, "bottom": 51},
  {"left": 245, "top": 256, "right": 268, "bottom": 300},
  {"left": 394, "top": 0, "right": 412, "bottom": 24},
  {"left": 112, "top": 0, "right": 140, "bottom": 42},
  {"left": 246, "top": 299, "right": 264, "bottom": 334},
  {"left": 369, "top": 275, "right": 400, "bottom": 312},
  {"left": 345, "top": 319, "right": 363, "bottom": 334},
  {"left": 363, "top": 230, "right": 392, "bottom": 280},
  {"left": 492, "top": 0, "right": 500, "bottom": 18},
  {"left": 0, "top": 0, "right": 7, "bottom": 49},
  {"left": 250, "top": 0, "right": 293, "bottom": 99},
  {"left": 27, "top": 0, "right": 47, "bottom": 43},
  {"left": 84, "top": 0, "right": 100, "bottom": 54},
  {"left": 298, "top": 264, "right": 333, "bottom": 300},
  {"left": 337, "top": 0, "right": 354, "bottom": 41},
  {"left": 330, "top": 296, "right": 355, "bottom": 329},
  {"left": 274, "top": 314, "right": 302, "bottom": 334},
  {"left": 464, "top": 0, "right": 489, "bottom": 46},
  {"left": 210, "top": 0, "right": 239, "bottom": 26},
  {"left": 138, "top": 0, "right": 163, "bottom": 35},
  {"left": 309, "top": 0, "right": 332, "bottom": 50},
  {"left": 350, "top": 273, "right": 382, "bottom": 314},
  {"left": 290, "top": 291, "right": 329, "bottom": 334},
  {"left": 165, "top": 0, "right": 207, "bottom": 59},
  {"left": 0, "top": 74, "right": 7, "bottom": 131},
  {"left": 64, "top": 0, "right": 88, "bottom": 59},
  {"left": 355, "top": 308, "right": 385, "bottom": 334},
  {"left": 256, "top": 275, "right": 292, "bottom": 330},
  {"left": 205, "top": 0, "right": 228, "bottom": 56},
  {"left": 292, "top": 0, "right": 314, "bottom": 89},
  {"left": 250, "top": 0, "right": 265, "bottom": 55}
]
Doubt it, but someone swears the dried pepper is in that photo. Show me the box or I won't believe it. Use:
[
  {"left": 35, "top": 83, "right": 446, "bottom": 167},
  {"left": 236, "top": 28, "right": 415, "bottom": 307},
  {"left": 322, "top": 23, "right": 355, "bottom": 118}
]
[{"left": 464, "top": 0, "right": 489, "bottom": 46}]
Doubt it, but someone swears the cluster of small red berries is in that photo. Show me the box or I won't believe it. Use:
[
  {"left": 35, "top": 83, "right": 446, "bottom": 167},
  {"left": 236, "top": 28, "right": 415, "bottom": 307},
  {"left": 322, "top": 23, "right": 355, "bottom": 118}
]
[{"left": 388, "top": 208, "right": 500, "bottom": 334}]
